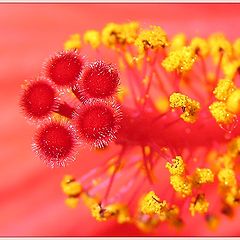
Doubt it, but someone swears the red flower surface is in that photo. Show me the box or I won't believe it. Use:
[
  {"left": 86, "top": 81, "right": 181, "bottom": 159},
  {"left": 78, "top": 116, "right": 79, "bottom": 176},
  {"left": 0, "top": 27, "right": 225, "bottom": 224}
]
[{"left": 1, "top": 3, "right": 240, "bottom": 237}]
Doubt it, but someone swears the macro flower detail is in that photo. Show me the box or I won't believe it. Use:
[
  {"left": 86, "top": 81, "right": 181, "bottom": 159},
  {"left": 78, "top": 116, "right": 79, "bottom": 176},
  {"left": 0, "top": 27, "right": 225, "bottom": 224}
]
[{"left": 20, "top": 21, "right": 240, "bottom": 233}]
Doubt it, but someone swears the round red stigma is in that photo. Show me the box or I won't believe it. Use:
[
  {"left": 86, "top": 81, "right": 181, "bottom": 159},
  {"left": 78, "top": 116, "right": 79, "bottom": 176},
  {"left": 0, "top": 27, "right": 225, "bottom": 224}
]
[
  {"left": 20, "top": 80, "right": 57, "bottom": 120},
  {"left": 78, "top": 60, "right": 120, "bottom": 101},
  {"left": 33, "top": 121, "right": 78, "bottom": 167},
  {"left": 44, "top": 50, "right": 84, "bottom": 87},
  {"left": 74, "top": 100, "right": 122, "bottom": 148}
]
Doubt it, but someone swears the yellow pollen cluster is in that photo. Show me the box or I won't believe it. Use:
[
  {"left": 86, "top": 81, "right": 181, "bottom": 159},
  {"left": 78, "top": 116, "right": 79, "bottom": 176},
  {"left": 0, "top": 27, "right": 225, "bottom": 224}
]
[
  {"left": 140, "top": 191, "right": 168, "bottom": 215},
  {"left": 222, "top": 60, "right": 240, "bottom": 79},
  {"left": 135, "top": 25, "right": 168, "bottom": 54},
  {"left": 189, "top": 194, "right": 209, "bottom": 216},
  {"left": 192, "top": 168, "right": 214, "bottom": 185},
  {"left": 213, "top": 78, "right": 236, "bottom": 101},
  {"left": 218, "top": 168, "right": 237, "bottom": 187},
  {"left": 102, "top": 22, "right": 139, "bottom": 48},
  {"left": 166, "top": 156, "right": 192, "bottom": 197},
  {"left": 209, "top": 101, "right": 236, "bottom": 124},
  {"left": 208, "top": 33, "right": 233, "bottom": 64},
  {"left": 170, "top": 175, "right": 192, "bottom": 197},
  {"left": 138, "top": 191, "right": 182, "bottom": 229},
  {"left": 165, "top": 156, "right": 185, "bottom": 176},
  {"left": 166, "top": 156, "right": 215, "bottom": 198},
  {"left": 226, "top": 89, "right": 240, "bottom": 114},
  {"left": 90, "top": 202, "right": 130, "bottom": 223},
  {"left": 83, "top": 30, "right": 101, "bottom": 49},
  {"left": 64, "top": 34, "right": 81, "bottom": 50},
  {"left": 61, "top": 175, "right": 82, "bottom": 208},
  {"left": 190, "top": 37, "right": 209, "bottom": 57},
  {"left": 170, "top": 33, "right": 186, "bottom": 51},
  {"left": 162, "top": 46, "right": 196, "bottom": 73},
  {"left": 169, "top": 92, "right": 201, "bottom": 123}
]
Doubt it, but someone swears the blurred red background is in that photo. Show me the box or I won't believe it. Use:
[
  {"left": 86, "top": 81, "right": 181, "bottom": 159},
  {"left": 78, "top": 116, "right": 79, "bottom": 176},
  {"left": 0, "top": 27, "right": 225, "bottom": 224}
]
[{"left": 1, "top": 3, "right": 240, "bottom": 236}]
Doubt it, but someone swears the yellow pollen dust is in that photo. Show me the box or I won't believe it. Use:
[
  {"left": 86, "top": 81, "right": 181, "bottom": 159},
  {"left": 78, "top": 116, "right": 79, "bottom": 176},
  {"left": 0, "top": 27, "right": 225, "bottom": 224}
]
[
  {"left": 192, "top": 168, "right": 214, "bottom": 185},
  {"left": 165, "top": 156, "right": 185, "bottom": 176},
  {"left": 169, "top": 92, "right": 201, "bottom": 123},
  {"left": 162, "top": 46, "right": 196, "bottom": 73},
  {"left": 101, "top": 22, "right": 139, "bottom": 48},
  {"left": 90, "top": 203, "right": 131, "bottom": 223},
  {"left": 189, "top": 194, "right": 209, "bottom": 216},
  {"left": 140, "top": 191, "right": 168, "bottom": 215},
  {"left": 208, "top": 33, "right": 233, "bottom": 64},
  {"left": 61, "top": 175, "right": 82, "bottom": 197},
  {"left": 213, "top": 78, "right": 236, "bottom": 101},
  {"left": 135, "top": 25, "right": 168, "bottom": 55},
  {"left": 83, "top": 30, "right": 101, "bottom": 49},
  {"left": 209, "top": 101, "right": 236, "bottom": 124},
  {"left": 190, "top": 37, "right": 209, "bottom": 57},
  {"left": 170, "top": 175, "right": 192, "bottom": 197},
  {"left": 64, "top": 34, "right": 81, "bottom": 50},
  {"left": 222, "top": 60, "right": 240, "bottom": 79},
  {"left": 170, "top": 33, "right": 186, "bottom": 51},
  {"left": 226, "top": 89, "right": 240, "bottom": 114},
  {"left": 218, "top": 168, "right": 237, "bottom": 187}
]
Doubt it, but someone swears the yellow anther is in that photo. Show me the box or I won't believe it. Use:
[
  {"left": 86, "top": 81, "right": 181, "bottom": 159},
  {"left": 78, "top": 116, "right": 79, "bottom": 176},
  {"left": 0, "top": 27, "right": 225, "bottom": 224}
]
[
  {"left": 209, "top": 101, "right": 236, "bottom": 124},
  {"left": 170, "top": 175, "right": 192, "bottom": 197},
  {"left": 83, "top": 30, "right": 101, "bottom": 49},
  {"left": 190, "top": 37, "right": 209, "bottom": 57},
  {"left": 61, "top": 175, "right": 82, "bottom": 197},
  {"left": 90, "top": 203, "right": 111, "bottom": 221},
  {"left": 208, "top": 33, "right": 233, "bottom": 64},
  {"left": 91, "top": 202, "right": 130, "bottom": 223},
  {"left": 226, "top": 89, "right": 240, "bottom": 114},
  {"left": 206, "top": 214, "right": 220, "bottom": 230},
  {"left": 169, "top": 92, "right": 201, "bottom": 123},
  {"left": 135, "top": 25, "right": 168, "bottom": 54},
  {"left": 102, "top": 22, "right": 139, "bottom": 48},
  {"left": 64, "top": 34, "right": 81, "bottom": 50},
  {"left": 222, "top": 60, "right": 240, "bottom": 79},
  {"left": 106, "top": 203, "right": 131, "bottom": 224},
  {"left": 65, "top": 197, "right": 79, "bottom": 208},
  {"left": 162, "top": 46, "right": 196, "bottom": 73},
  {"left": 189, "top": 194, "right": 209, "bottom": 216},
  {"left": 193, "top": 168, "right": 214, "bottom": 185},
  {"left": 169, "top": 92, "right": 188, "bottom": 108},
  {"left": 213, "top": 78, "right": 236, "bottom": 101},
  {"left": 166, "top": 156, "right": 185, "bottom": 176},
  {"left": 227, "top": 136, "right": 240, "bottom": 159},
  {"left": 62, "top": 181, "right": 82, "bottom": 197},
  {"left": 140, "top": 191, "right": 168, "bottom": 215},
  {"left": 170, "top": 33, "right": 186, "bottom": 50},
  {"left": 218, "top": 168, "right": 237, "bottom": 187},
  {"left": 233, "top": 38, "right": 240, "bottom": 57},
  {"left": 155, "top": 97, "right": 170, "bottom": 113}
]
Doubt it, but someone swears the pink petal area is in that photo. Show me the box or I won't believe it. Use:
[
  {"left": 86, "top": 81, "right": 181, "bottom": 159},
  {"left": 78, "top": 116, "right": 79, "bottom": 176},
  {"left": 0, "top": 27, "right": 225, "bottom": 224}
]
[{"left": 1, "top": 3, "right": 240, "bottom": 236}]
